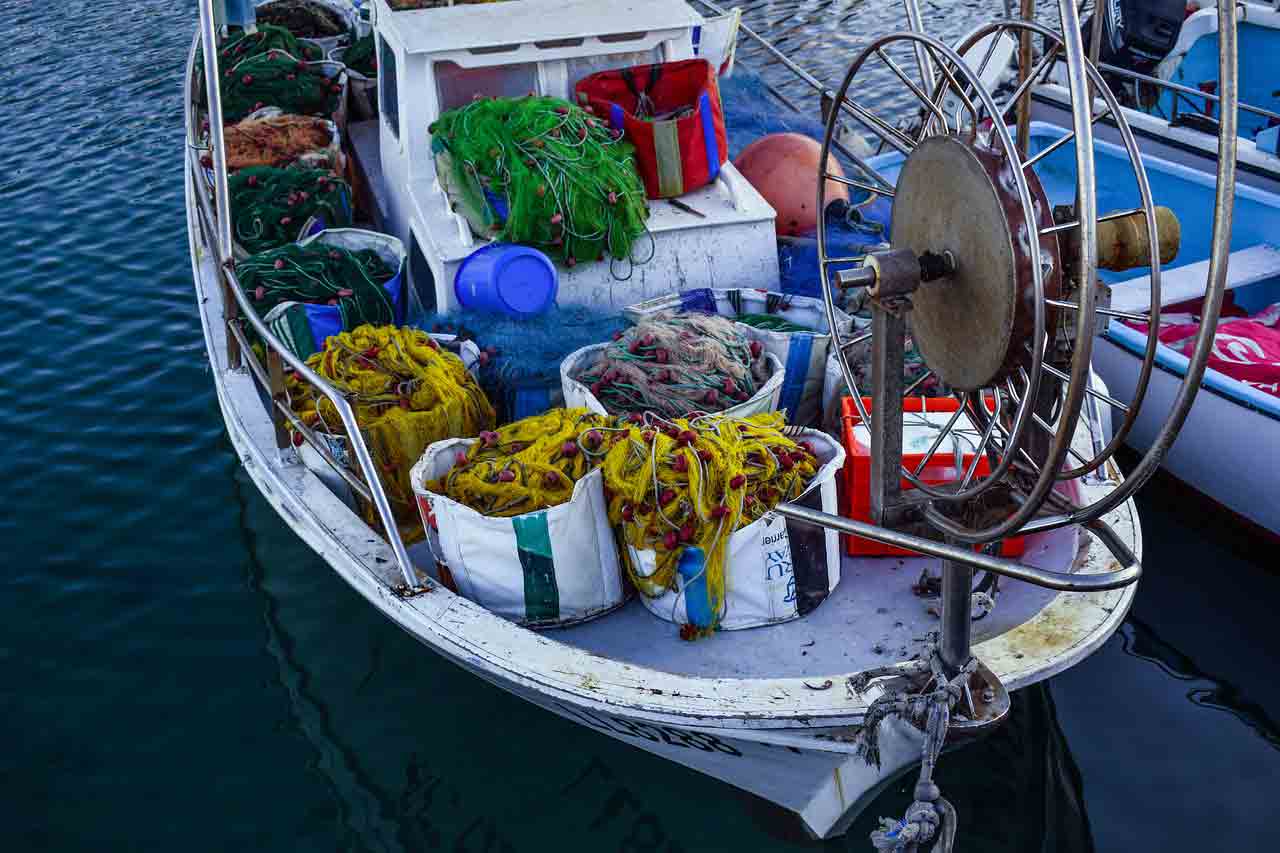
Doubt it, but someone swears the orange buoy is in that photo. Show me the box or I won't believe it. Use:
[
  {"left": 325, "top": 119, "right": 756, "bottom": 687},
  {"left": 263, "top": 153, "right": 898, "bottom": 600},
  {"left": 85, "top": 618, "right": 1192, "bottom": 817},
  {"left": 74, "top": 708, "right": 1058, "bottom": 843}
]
[
  {"left": 733, "top": 133, "right": 849, "bottom": 236},
  {"left": 732, "top": 131, "right": 849, "bottom": 235}
]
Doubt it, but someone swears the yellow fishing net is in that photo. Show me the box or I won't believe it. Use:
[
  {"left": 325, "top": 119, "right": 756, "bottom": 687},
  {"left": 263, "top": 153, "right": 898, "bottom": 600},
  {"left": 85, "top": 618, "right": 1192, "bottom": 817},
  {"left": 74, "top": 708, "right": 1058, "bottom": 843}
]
[
  {"left": 427, "top": 408, "right": 818, "bottom": 631},
  {"left": 287, "top": 324, "right": 496, "bottom": 542},
  {"left": 601, "top": 412, "right": 818, "bottom": 629},
  {"left": 429, "top": 408, "right": 616, "bottom": 516}
]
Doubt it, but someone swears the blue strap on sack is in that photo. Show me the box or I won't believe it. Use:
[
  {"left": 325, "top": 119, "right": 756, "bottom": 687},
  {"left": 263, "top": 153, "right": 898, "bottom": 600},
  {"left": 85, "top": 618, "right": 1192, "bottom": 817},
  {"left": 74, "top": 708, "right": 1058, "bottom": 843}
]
[
  {"left": 698, "top": 92, "right": 720, "bottom": 182},
  {"left": 778, "top": 333, "right": 814, "bottom": 420}
]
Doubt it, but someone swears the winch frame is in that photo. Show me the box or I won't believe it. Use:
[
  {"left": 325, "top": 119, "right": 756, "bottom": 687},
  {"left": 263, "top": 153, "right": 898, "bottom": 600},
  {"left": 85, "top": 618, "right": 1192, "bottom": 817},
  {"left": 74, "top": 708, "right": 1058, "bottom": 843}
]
[{"left": 776, "top": 0, "right": 1238, "bottom": 677}]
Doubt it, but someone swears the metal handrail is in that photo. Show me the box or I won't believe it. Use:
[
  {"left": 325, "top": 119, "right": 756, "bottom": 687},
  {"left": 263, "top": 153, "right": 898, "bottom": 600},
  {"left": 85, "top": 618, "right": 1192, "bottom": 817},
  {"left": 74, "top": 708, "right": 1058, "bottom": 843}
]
[
  {"left": 184, "top": 20, "right": 419, "bottom": 590},
  {"left": 775, "top": 502, "right": 1141, "bottom": 592},
  {"left": 1047, "top": 57, "right": 1280, "bottom": 126}
]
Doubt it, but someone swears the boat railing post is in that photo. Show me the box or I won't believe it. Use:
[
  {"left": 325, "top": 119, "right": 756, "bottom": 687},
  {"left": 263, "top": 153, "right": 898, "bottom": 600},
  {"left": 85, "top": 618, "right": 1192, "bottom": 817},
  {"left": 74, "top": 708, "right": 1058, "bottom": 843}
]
[
  {"left": 186, "top": 19, "right": 420, "bottom": 590},
  {"left": 267, "top": 348, "right": 291, "bottom": 450},
  {"left": 196, "top": 0, "right": 241, "bottom": 370}
]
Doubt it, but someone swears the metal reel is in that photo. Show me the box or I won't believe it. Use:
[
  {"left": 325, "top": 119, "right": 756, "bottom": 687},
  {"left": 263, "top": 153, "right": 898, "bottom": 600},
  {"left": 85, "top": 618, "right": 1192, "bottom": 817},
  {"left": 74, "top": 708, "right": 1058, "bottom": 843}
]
[{"left": 816, "top": 0, "right": 1239, "bottom": 545}]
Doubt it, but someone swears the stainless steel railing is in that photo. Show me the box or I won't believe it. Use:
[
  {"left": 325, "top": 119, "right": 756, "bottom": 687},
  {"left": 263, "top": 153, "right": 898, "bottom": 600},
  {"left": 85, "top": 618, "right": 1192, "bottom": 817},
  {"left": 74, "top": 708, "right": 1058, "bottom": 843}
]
[
  {"left": 1092, "top": 60, "right": 1280, "bottom": 126},
  {"left": 184, "top": 12, "right": 419, "bottom": 590}
]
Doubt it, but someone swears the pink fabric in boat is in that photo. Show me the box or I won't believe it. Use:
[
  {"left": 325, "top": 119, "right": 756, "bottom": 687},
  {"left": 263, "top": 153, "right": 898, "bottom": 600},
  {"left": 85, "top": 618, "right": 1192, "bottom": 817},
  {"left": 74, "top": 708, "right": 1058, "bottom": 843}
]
[{"left": 1126, "top": 302, "right": 1280, "bottom": 398}]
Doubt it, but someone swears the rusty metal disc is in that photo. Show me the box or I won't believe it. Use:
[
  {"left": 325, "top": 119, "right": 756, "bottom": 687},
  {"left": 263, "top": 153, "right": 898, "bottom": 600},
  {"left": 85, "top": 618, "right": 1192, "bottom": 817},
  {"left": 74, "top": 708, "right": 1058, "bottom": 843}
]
[{"left": 890, "top": 135, "right": 1059, "bottom": 391}]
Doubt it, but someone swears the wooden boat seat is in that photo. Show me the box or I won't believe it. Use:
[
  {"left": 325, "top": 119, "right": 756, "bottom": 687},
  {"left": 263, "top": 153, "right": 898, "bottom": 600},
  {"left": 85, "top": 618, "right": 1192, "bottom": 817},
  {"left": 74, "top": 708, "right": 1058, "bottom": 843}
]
[{"left": 1110, "top": 242, "right": 1280, "bottom": 313}]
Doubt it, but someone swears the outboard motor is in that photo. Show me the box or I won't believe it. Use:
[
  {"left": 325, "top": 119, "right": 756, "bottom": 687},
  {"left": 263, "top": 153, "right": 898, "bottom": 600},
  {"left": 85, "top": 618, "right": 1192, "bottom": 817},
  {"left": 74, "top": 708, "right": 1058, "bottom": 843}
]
[{"left": 1088, "top": 0, "right": 1186, "bottom": 73}]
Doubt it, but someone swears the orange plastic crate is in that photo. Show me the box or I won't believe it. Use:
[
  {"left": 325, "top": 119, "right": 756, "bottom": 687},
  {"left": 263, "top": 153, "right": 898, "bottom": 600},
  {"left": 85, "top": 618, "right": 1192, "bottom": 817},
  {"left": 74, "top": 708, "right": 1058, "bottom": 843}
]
[{"left": 840, "top": 395, "right": 1027, "bottom": 558}]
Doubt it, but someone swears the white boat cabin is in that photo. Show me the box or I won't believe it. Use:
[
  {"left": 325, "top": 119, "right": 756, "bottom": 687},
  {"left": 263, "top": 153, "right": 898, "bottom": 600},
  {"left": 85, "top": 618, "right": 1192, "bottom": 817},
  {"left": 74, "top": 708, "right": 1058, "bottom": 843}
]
[{"left": 364, "top": 0, "right": 779, "bottom": 313}]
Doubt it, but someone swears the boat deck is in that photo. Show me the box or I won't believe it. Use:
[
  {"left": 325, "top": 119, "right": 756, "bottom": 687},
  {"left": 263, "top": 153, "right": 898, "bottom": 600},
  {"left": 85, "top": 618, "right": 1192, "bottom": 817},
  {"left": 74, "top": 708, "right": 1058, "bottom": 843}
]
[{"left": 537, "top": 529, "right": 1070, "bottom": 679}]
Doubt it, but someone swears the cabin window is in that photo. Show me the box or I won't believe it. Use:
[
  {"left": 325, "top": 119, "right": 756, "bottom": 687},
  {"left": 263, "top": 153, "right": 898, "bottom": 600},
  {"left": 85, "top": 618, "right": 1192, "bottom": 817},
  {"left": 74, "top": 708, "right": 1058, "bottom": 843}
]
[
  {"left": 599, "top": 32, "right": 648, "bottom": 44},
  {"left": 435, "top": 61, "right": 540, "bottom": 113},
  {"left": 379, "top": 37, "right": 399, "bottom": 139},
  {"left": 468, "top": 44, "right": 521, "bottom": 56},
  {"left": 409, "top": 235, "right": 437, "bottom": 314},
  {"left": 565, "top": 48, "right": 664, "bottom": 90},
  {"left": 535, "top": 38, "right": 585, "bottom": 49}
]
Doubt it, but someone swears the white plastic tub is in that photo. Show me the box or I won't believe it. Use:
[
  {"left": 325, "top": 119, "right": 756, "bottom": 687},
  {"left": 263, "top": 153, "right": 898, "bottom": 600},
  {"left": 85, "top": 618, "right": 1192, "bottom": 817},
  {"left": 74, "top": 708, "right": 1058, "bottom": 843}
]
[
  {"left": 624, "top": 289, "right": 854, "bottom": 425},
  {"left": 560, "top": 344, "right": 784, "bottom": 420}
]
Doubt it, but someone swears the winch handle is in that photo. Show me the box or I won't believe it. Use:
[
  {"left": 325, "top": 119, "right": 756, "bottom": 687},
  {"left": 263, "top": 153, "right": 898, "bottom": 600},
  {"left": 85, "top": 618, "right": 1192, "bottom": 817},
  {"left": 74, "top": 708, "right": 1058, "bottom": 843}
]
[{"left": 773, "top": 502, "right": 1141, "bottom": 593}]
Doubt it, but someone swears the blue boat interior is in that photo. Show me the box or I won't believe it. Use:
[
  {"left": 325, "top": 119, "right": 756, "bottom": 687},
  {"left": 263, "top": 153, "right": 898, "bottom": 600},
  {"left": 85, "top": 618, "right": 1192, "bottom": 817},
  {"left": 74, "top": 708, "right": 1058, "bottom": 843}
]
[
  {"left": 849, "top": 122, "right": 1280, "bottom": 418},
  {"left": 1150, "top": 20, "right": 1280, "bottom": 141}
]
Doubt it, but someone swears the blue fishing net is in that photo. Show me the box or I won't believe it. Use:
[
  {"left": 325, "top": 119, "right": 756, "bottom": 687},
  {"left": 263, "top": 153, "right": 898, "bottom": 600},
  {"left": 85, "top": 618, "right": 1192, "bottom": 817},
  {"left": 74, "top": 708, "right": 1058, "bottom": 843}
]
[{"left": 416, "top": 306, "right": 626, "bottom": 423}]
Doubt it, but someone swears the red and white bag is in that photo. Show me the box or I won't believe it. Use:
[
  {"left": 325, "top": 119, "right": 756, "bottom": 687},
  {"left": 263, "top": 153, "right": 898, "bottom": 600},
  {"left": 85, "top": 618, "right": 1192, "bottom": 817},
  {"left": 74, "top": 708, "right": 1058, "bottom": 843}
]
[{"left": 575, "top": 59, "right": 728, "bottom": 199}]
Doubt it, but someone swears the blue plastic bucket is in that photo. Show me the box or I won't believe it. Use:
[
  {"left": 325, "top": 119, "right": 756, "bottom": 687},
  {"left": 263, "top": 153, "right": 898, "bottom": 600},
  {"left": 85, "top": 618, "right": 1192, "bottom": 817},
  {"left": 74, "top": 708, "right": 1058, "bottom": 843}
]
[{"left": 454, "top": 243, "right": 559, "bottom": 317}]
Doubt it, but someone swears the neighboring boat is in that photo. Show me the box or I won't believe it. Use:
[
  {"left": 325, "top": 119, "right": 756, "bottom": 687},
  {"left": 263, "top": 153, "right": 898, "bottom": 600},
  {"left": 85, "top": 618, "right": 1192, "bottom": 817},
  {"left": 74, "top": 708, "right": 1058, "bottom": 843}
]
[
  {"left": 1035, "top": 1, "right": 1280, "bottom": 192},
  {"left": 186, "top": 0, "right": 1238, "bottom": 841},
  {"left": 1029, "top": 2, "right": 1280, "bottom": 536}
]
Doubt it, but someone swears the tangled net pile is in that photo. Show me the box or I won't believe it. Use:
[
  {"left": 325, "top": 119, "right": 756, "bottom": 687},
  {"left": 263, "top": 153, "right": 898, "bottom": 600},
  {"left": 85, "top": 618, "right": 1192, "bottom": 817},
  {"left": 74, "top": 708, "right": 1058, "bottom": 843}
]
[
  {"left": 389, "top": 0, "right": 506, "bottom": 9},
  {"left": 205, "top": 23, "right": 323, "bottom": 68},
  {"left": 257, "top": 0, "right": 349, "bottom": 38},
  {"left": 220, "top": 50, "right": 342, "bottom": 123},
  {"left": 230, "top": 167, "right": 351, "bottom": 253},
  {"left": 237, "top": 242, "right": 397, "bottom": 326},
  {"left": 430, "top": 408, "right": 615, "bottom": 516},
  {"left": 430, "top": 96, "right": 649, "bottom": 267},
  {"left": 288, "top": 325, "right": 495, "bottom": 541},
  {"left": 221, "top": 114, "right": 337, "bottom": 171},
  {"left": 604, "top": 412, "right": 819, "bottom": 634},
  {"left": 429, "top": 409, "right": 819, "bottom": 633},
  {"left": 574, "top": 313, "right": 769, "bottom": 417},
  {"left": 342, "top": 33, "right": 376, "bottom": 77}
]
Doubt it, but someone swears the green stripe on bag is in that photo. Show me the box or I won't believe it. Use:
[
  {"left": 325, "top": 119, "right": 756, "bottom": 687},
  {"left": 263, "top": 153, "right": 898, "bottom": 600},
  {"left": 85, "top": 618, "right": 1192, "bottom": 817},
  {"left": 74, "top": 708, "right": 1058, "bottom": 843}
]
[
  {"left": 653, "top": 119, "right": 684, "bottom": 198},
  {"left": 512, "top": 511, "right": 558, "bottom": 622}
]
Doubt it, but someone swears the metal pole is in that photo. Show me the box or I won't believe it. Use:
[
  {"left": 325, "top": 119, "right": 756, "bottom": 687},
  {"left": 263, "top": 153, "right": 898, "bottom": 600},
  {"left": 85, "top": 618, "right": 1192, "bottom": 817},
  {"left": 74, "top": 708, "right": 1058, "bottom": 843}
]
[
  {"left": 774, "top": 501, "right": 1142, "bottom": 591},
  {"left": 938, "top": 555, "right": 974, "bottom": 675},
  {"left": 196, "top": 0, "right": 242, "bottom": 369},
  {"left": 869, "top": 308, "right": 906, "bottom": 526},
  {"left": 1088, "top": 0, "right": 1104, "bottom": 68},
  {"left": 903, "top": 0, "right": 938, "bottom": 99},
  {"left": 197, "top": 1, "right": 234, "bottom": 265},
  {"left": 1015, "top": 0, "right": 1035, "bottom": 156}
]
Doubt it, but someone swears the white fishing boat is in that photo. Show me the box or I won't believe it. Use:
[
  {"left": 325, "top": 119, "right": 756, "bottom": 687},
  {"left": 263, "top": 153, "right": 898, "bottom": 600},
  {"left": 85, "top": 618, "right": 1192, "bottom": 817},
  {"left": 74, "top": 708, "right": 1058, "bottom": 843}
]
[
  {"left": 185, "top": 0, "right": 1240, "bottom": 843},
  {"left": 1029, "top": 0, "right": 1280, "bottom": 535}
]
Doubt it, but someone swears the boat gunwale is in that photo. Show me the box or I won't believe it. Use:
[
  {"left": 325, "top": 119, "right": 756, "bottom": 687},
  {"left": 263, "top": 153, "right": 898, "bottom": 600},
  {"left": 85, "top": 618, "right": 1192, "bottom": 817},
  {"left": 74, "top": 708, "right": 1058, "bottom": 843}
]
[{"left": 183, "top": 25, "right": 1139, "bottom": 730}]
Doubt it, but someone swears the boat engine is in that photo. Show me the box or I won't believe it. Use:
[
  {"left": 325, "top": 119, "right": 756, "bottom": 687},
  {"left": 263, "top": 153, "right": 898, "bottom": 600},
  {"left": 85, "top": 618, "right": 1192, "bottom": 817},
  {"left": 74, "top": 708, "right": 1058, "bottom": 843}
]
[{"left": 1086, "top": 0, "right": 1187, "bottom": 72}]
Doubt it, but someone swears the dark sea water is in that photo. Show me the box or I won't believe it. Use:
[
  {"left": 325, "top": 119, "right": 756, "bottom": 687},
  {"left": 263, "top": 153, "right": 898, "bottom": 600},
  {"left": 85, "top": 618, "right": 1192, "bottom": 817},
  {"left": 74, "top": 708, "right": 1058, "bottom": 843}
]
[{"left": 2, "top": 1, "right": 1277, "bottom": 850}]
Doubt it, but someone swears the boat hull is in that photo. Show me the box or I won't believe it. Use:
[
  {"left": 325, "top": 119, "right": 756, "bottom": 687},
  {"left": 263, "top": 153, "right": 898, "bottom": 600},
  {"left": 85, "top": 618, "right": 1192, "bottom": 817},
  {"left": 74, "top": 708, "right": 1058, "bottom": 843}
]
[{"left": 1093, "top": 333, "right": 1280, "bottom": 536}]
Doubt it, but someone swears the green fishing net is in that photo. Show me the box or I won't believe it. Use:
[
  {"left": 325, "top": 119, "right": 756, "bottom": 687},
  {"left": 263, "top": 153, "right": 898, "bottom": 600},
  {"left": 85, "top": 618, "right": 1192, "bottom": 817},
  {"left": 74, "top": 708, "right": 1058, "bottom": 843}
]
[
  {"left": 229, "top": 166, "right": 352, "bottom": 254},
  {"left": 220, "top": 50, "right": 342, "bottom": 123},
  {"left": 196, "top": 25, "right": 322, "bottom": 100},
  {"left": 342, "top": 33, "right": 376, "bottom": 77},
  {"left": 237, "top": 242, "right": 397, "bottom": 329},
  {"left": 217, "top": 24, "right": 323, "bottom": 64},
  {"left": 429, "top": 96, "right": 650, "bottom": 269},
  {"left": 733, "top": 313, "right": 811, "bottom": 333},
  {"left": 256, "top": 0, "right": 349, "bottom": 38}
]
